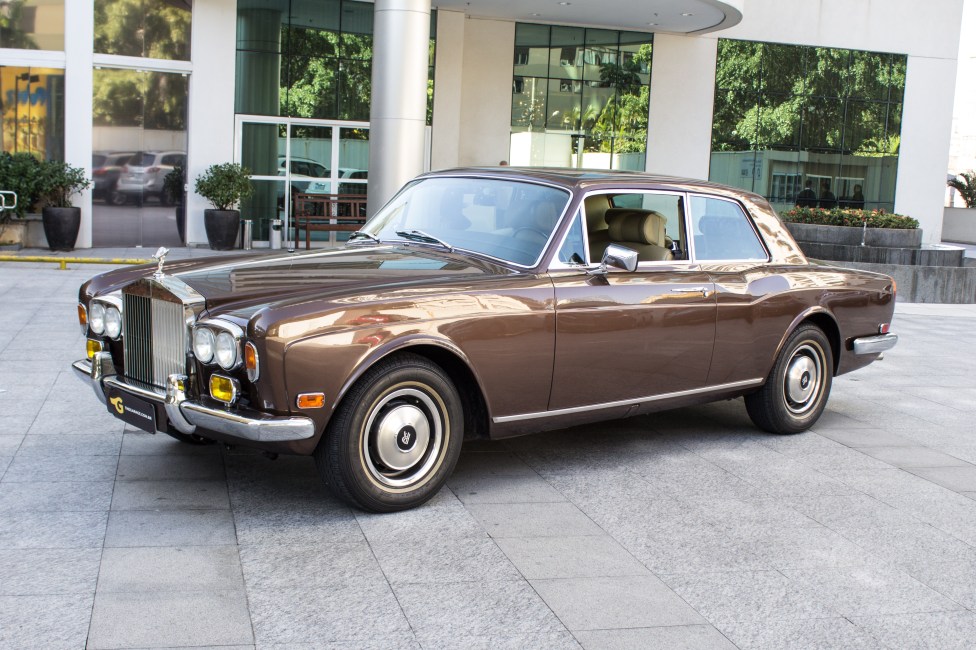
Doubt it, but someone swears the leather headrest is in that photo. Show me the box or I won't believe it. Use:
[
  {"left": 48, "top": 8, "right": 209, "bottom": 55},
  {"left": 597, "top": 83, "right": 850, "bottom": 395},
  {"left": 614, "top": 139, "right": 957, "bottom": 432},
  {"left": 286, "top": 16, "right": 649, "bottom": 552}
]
[{"left": 607, "top": 209, "right": 667, "bottom": 247}]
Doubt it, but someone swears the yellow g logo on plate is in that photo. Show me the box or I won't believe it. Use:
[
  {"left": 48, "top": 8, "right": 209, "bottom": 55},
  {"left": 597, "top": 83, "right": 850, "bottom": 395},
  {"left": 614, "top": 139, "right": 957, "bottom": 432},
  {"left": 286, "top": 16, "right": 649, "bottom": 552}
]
[{"left": 110, "top": 396, "right": 124, "bottom": 414}]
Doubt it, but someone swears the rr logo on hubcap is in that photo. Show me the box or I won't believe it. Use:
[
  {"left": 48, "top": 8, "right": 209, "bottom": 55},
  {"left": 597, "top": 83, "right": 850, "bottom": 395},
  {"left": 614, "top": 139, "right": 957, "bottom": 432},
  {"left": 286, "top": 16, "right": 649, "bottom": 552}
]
[{"left": 397, "top": 425, "right": 417, "bottom": 451}]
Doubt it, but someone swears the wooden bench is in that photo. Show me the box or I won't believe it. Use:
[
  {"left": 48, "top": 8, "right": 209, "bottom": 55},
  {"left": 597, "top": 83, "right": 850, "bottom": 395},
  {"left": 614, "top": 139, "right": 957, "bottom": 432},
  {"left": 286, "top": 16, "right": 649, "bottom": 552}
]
[{"left": 293, "top": 193, "right": 368, "bottom": 249}]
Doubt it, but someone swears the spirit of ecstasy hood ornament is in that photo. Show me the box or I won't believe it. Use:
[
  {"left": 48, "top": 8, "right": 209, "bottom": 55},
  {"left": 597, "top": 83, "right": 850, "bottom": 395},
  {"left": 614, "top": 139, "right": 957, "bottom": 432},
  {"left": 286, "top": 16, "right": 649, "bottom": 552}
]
[{"left": 152, "top": 247, "right": 169, "bottom": 280}]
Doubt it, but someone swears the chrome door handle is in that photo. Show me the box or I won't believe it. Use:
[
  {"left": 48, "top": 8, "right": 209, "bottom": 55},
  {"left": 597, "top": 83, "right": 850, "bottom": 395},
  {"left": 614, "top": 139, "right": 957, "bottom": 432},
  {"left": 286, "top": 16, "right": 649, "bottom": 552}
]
[{"left": 671, "top": 287, "right": 709, "bottom": 296}]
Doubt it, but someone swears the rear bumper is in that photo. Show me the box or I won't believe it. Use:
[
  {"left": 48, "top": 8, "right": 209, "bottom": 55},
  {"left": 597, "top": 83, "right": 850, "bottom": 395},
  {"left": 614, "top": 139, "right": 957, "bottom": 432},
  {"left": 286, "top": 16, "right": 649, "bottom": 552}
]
[
  {"left": 852, "top": 333, "right": 898, "bottom": 356},
  {"left": 72, "top": 354, "right": 315, "bottom": 443}
]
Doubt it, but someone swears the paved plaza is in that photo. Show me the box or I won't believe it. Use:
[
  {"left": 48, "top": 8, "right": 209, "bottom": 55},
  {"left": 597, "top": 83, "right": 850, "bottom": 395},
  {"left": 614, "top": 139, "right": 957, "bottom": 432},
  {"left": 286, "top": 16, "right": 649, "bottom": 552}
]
[{"left": 1, "top": 259, "right": 976, "bottom": 649}]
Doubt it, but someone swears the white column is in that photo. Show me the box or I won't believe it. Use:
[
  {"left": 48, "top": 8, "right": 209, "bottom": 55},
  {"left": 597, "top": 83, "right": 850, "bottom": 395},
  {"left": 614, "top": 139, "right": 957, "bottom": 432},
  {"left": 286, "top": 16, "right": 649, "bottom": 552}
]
[
  {"left": 458, "top": 17, "right": 514, "bottom": 166},
  {"left": 645, "top": 33, "right": 717, "bottom": 181},
  {"left": 895, "top": 55, "right": 959, "bottom": 243},
  {"left": 185, "top": 0, "right": 238, "bottom": 246},
  {"left": 429, "top": 9, "right": 464, "bottom": 170},
  {"left": 368, "top": 0, "right": 431, "bottom": 215},
  {"left": 64, "top": 0, "right": 94, "bottom": 248}
]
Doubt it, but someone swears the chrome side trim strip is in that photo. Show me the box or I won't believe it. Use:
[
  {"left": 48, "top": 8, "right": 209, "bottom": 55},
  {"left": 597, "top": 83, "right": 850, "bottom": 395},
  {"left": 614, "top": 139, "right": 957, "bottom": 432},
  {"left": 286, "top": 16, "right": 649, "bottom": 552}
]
[
  {"left": 492, "top": 378, "right": 764, "bottom": 424},
  {"left": 853, "top": 333, "right": 898, "bottom": 356}
]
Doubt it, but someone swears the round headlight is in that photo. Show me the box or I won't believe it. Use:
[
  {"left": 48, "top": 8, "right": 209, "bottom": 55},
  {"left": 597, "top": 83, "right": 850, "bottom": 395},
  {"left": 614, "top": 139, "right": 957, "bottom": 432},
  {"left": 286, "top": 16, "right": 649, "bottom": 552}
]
[
  {"left": 104, "top": 306, "right": 122, "bottom": 339},
  {"left": 193, "top": 327, "right": 215, "bottom": 363},
  {"left": 215, "top": 331, "right": 239, "bottom": 369},
  {"left": 89, "top": 303, "right": 106, "bottom": 335}
]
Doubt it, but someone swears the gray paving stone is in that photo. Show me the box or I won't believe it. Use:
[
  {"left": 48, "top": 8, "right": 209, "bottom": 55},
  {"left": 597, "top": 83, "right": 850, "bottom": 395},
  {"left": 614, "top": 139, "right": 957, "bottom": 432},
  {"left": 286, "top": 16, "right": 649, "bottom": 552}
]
[
  {"left": 0, "top": 548, "right": 101, "bottom": 596},
  {"left": 0, "top": 511, "right": 108, "bottom": 548},
  {"left": 907, "top": 465, "right": 976, "bottom": 493},
  {"left": 531, "top": 575, "right": 707, "bottom": 631},
  {"left": 116, "top": 453, "right": 226, "bottom": 481},
  {"left": 495, "top": 535, "right": 649, "bottom": 579},
  {"left": 851, "top": 611, "right": 976, "bottom": 650},
  {"left": 718, "top": 617, "right": 888, "bottom": 650},
  {"left": 452, "top": 450, "right": 540, "bottom": 477},
  {"left": 781, "top": 565, "right": 965, "bottom": 617},
  {"left": 121, "top": 431, "right": 221, "bottom": 455},
  {"left": 240, "top": 542, "right": 385, "bottom": 591},
  {"left": 0, "top": 593, "right": 94, "bottom": 648},
  {"left": 0, "top": 455, "right": 9, "bottom": 479},
  {"left": 414, "top": 630, "right": 581, "bottom": 650},
  {"left": 730, "top": 525, "right": 876, "bottom": 570},
  {"left": 15, "top": 432, "right": 121, "bottom": 457},
  {"left": 466, "top": 502, "right": 605, "bottom": 538},
  {"left": 372, "top": 534, "right": 520, "bottom": 585},
  {"left": 682, "top": 496, "right": 819, "bottom": 532},
  {"left": 395, "top": 580, "right": 566, "bottom": 640},
  {"left": 249, "top": 583, "right": 411, "bottom": 646},
  {"left": 575, "top": 625, "right": 736, "bottom": 650},
  {"left": 447, "top": 473, "right": 567, "bottom": 504},
  {"left": 97, "top": 546, "right": 244, "bottom": 592},
  {"left": 858, "top": 446, "right": 972, "bottom": 468},
  {"left": 0, "top": 480, "right": 113, "bottom": 511},
  {"left": 785, "top": 494, "right": 923, "bottom": 531},
  {"left": 236, "top": 504, "right": 364, "bottom": 546},
  {"left": 28, "top": 411, "right": 124, "bottom": 435},
  {"left": 1, "top": 452, "right": 118, "bottom": 482},
  {"left": 661, "top": 570, "right": 836, "bottom": 626},
  {"left": 0, "top": 416, "right": 34, "bottom": 436},
  {"left": 909, "top": 558, "right": 976, "bottom": 610},
  {"left": 88, "top": 590, "right": 253, "bottom": 649},
  {"left": 616, "top": 521, "right": 769, "bottom": 574},
  {"left": 841, "top": 524, "right": 976, "bottom": 571},
  {"left": 356, "top": 499, "right": 492, "bottom": 543},
  {"left": 0, "top": 435, "right": 23, "bottom": 455},
  {"left": 105, "top": 509, "right": 238, "bottom": 547},
  {"left": 111, "top": 478, "right": 230, "bottom": 510},
  {"left": 815, "top": 428, "right": 918, "bottom": 447}
]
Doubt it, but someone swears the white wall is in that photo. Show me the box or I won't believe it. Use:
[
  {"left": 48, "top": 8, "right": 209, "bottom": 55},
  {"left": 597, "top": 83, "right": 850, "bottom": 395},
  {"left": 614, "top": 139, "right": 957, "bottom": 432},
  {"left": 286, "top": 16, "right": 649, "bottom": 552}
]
[
  {"left": 64, "top": 0, "right": 94, "bottom": 248},
  {"left": 457, "top": 17, "right": 515, "bottom": 167},
  {"left": 430, "top": 9, "right": 465, "bottom": 169},
  {"left": 645, "top": 33, "right": 717, "bottom": 181},
  {"left": 185, "top": 0, "right": 238, "bottom": 246}
]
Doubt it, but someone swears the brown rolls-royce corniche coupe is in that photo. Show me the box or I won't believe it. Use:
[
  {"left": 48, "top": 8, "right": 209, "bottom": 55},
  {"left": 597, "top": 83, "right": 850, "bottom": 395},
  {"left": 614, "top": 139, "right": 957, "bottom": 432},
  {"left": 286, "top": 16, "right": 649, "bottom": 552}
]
[{"left": 74, "top": 168, "right": 898, "bottom": 511}]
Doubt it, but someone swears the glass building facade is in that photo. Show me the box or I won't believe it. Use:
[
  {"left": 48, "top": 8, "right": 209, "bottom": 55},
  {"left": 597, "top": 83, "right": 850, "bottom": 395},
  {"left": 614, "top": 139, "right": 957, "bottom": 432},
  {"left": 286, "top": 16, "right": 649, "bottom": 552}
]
[
  {"left": 511, "top": 23, "right": 653, "bottom": 170},
  {"left": 709, "top": 39, "right": 907, "bottom": 212}
]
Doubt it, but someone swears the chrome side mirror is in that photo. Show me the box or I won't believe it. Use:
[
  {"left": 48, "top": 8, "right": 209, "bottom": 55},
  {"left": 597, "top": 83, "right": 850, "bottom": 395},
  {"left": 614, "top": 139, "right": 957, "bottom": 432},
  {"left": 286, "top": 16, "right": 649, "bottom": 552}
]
[{"left": 595, "top": 244, "right": 638, "bottom": 273}]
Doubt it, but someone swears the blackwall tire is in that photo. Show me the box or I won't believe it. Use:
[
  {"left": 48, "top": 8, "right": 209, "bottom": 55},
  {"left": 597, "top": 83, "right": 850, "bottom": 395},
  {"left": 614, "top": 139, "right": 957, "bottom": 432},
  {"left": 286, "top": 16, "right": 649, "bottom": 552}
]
[
  {"left": 745, "top": 324, "right": 833, "bottom": 434},
  {"left": 315, "top": 353, "right": 464, "bottom": 512}
]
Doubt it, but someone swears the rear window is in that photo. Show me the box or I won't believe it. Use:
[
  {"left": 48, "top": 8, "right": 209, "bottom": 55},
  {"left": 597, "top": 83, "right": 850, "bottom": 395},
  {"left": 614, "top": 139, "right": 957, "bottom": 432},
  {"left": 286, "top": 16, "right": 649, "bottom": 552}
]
[{"left": 135, "top": 153, "right": 156, "bottom": 166}]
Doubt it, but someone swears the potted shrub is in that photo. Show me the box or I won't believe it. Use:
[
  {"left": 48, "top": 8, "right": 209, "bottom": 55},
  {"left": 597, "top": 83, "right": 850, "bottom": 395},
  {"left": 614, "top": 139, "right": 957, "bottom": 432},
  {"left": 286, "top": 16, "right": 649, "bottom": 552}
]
[
  {"left": 164, "top": 161, "right": 186, "bottom": 244},
  {"left": 37, "top": 160, "right": 92, "bottom": 251},
  {"left": 194, "top": 162, "right": 253, "bottom": 250}
]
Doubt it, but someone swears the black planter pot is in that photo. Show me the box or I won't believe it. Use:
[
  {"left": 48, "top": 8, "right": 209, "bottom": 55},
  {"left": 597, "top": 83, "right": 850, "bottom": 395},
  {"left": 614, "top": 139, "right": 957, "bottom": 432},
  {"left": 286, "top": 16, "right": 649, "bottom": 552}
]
[
  {"left": 41, "top": 206, "right": 81, "bottom": 251},
  {"left": 175, "top": 201, "right": 186, "bottom": 244},
  {"left": 204, "top": 209, "right": 240, "bottom": 250}
]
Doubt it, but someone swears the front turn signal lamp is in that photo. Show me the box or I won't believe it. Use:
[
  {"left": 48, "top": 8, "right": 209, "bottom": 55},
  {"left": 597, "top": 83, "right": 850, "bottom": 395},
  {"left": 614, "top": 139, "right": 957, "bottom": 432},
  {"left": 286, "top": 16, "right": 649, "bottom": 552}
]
[
  {"left": 244, "top": 341, "right": 259, "bottom": 382},
  {"left": 78, "top": 303, "right": 88, "bottom": 334},
  {"left": 297, "top": 393, "right": 326, "bottom": 409},
  {"left": 209, "top": 374, "right": 240, "bottom": 405},
  {"left": 86, "top": 339, "right": 102, "bottom": 359}
]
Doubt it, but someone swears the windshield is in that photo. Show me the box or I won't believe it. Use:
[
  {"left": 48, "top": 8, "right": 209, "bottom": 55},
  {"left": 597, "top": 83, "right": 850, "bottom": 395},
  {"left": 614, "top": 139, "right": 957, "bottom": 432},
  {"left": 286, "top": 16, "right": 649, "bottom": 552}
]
[{"left": 360, "top": 177, "right": 571, "bottom": 266}]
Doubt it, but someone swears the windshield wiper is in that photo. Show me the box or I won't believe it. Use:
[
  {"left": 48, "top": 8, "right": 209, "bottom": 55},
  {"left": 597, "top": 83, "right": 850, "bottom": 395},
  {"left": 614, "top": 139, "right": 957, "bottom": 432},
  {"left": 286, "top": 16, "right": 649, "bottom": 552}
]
[
  {"left": 348, "top": 230, "right": 382, "bottom": 244},
  {"left": 394, "top": 229, "right": 454, "bottom": 252}
]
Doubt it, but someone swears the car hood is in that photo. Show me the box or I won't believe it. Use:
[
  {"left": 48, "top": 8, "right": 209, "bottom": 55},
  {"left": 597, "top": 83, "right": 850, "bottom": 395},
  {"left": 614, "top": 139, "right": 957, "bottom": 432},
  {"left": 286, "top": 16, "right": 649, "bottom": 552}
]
[{"left": 169, "top": 245, "right": 510, "bottom": 315}]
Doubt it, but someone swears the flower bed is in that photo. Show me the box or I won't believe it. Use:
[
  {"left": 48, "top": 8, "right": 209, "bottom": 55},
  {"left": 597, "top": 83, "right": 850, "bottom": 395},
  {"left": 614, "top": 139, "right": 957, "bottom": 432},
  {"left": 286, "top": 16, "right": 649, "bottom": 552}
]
[{"left": 781, "top": 206, "right": 919, "bottom": 230}]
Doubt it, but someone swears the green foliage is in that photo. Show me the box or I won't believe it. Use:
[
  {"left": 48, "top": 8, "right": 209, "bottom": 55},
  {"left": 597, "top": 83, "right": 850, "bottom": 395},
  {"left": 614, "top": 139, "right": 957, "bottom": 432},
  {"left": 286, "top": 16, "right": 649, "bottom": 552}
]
[
  {"left": 0, "top": 152, "right": 45, "bottom": 218},
  {"left": 36, "top": 161, "right": 92, "bottom": 209},
  {"left": 781, "top": 206, "right": 918, "bottom": 230},
  {"left": 0, "top": 1, "right": 39, "bottom": 49},
  {"left": 947, "top": 171, "right": 976, "bottom": 208},
  {"left": 194, "top": 163, "right": 253, "bottom": 211},
  {"left": 163, "top": 161, "right": 185, "bottom": 205}
]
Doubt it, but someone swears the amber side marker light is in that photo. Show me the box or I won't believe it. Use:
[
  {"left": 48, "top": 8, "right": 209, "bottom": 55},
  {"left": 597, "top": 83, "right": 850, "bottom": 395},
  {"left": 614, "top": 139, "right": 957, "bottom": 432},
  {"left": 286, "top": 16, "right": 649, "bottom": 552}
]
[
  {"left": 86, "top": 339, "right": 102, "bottom": 359},
  {"left": 244, "top": 341, "right": 259, "bottom": 382},
  {"left": 297, "top": 393, "right": 325, "bottom": 409},
  {"left": 209, "top": 375, "right": 239, "bottom": 404}
]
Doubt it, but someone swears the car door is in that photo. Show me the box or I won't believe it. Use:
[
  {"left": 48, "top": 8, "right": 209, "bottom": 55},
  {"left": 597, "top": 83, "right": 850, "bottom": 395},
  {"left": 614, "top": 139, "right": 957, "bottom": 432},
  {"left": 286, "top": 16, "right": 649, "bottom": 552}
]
[{"left": 547, "top": 190, "right": 717, "bottom": 411}]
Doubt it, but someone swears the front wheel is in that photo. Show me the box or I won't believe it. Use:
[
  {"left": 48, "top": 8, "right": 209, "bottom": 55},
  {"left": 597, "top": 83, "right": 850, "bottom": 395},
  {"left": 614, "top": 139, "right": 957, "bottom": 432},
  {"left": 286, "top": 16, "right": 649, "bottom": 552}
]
[
  {"left": 315, "top": 353, "right": 463, "bottom": 512},
  {"left": 745, "top": 324, "right": 833, "bottom": 434}
]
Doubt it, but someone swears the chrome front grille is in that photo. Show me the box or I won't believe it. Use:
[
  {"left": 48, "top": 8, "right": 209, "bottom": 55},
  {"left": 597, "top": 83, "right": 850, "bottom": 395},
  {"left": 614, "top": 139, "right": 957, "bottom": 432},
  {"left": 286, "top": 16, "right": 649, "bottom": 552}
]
[{"left": 122, "top": 290, "right": 189, "bottom": 389}]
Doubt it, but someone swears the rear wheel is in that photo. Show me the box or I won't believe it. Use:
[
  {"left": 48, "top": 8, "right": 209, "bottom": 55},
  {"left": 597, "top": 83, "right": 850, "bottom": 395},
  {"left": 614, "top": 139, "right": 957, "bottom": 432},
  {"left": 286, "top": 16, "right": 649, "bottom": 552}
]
[
  {"left": 745, "top": 324, "right": 833, "bottom": 434},
  {"left": 315, "top": 353, "right": 463, "bottom": 512}
]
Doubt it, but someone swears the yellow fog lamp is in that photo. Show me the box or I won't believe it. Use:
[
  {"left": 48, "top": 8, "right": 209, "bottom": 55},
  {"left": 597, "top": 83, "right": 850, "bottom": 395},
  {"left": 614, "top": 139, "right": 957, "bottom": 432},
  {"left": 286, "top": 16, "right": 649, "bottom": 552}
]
[
  {"left": 209, "top": 374, "right": 240, "bottom": 405},
  {"left": 86, "top": 339, "right": 103, "bottom": 359}
]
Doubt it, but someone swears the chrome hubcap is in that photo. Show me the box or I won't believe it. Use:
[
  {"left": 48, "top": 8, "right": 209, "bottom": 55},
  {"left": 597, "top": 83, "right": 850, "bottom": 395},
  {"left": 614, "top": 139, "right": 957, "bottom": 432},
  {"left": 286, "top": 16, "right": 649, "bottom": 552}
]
[
  {"left": 363, "top": 386, "right": 443, "bottom": 488},
  {"left": 784, "top": 343, "right": 823, "bottom": 415}
]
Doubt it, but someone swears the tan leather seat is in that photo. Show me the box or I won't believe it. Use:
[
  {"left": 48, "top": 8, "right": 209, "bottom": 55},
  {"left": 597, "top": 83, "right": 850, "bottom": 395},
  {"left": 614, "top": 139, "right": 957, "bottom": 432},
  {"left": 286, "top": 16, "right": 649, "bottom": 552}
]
[
  {"left": 606, "top": 209, "right": 674, "bottom": 262},
  {"left": 585, "top": 195, "right": 612, "bottom": 261}
]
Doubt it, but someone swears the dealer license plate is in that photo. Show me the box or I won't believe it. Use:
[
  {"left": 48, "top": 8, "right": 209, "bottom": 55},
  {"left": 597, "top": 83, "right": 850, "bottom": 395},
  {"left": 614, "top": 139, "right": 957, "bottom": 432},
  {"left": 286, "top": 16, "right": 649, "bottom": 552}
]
[{"left": 105, "top": 387, "right": 157, "bottom": 433}]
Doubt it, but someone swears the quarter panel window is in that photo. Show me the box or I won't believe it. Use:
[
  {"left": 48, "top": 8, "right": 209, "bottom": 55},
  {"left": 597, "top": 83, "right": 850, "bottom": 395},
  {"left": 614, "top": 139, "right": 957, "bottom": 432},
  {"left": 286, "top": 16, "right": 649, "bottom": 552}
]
[{"left": 690, "top": 196, "right": 767, "bottom": 262}]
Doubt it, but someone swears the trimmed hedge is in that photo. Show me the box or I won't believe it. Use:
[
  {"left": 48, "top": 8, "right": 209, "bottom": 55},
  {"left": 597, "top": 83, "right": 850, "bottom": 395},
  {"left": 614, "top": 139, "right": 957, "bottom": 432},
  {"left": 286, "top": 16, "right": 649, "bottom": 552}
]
[{"left": 781, "top": 206, "right": 919, "bottom": 230}]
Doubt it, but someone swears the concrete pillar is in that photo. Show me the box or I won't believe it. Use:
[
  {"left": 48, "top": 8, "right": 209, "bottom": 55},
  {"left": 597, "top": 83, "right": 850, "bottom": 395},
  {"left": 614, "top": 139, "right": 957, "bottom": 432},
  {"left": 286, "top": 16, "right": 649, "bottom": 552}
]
[
  {"left": 430, "top": 9, "right": 464, "bottom": 170},
  {"left": 65, "top": 0, "right": 94, "bottom": 247},
  {"left": 367, "top": 0, "right": 431, "bottom": 215},
  {"left": 645, "top": 33, "right": 717, "bottom": 181}
]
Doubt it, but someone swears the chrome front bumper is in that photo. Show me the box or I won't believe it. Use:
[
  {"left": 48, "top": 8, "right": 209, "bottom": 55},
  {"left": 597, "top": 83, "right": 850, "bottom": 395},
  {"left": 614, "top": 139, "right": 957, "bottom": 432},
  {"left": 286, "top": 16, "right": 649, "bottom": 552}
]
[
  {"left": 852, "top": 333, "right": 899, "bottom": 356},
  {"left": 72, "top": 353, "right": 315, "bottom": 443}
]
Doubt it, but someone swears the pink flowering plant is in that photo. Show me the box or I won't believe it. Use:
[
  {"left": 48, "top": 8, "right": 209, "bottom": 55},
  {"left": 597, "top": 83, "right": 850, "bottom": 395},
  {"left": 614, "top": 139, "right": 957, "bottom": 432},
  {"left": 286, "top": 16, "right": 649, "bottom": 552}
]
[{"left": 781, "top": 206, "right": 919, "bottom": 230}]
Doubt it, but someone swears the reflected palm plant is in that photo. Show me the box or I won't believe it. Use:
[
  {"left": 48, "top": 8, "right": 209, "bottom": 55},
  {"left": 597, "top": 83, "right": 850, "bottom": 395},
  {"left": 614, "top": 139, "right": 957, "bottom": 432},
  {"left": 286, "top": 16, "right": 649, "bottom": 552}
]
[
  {"left": 947, "top": 171, "right": 976, "bottom": 208},
  {"left": 0, "top": 1, "right": 38, "bottom": 49}
]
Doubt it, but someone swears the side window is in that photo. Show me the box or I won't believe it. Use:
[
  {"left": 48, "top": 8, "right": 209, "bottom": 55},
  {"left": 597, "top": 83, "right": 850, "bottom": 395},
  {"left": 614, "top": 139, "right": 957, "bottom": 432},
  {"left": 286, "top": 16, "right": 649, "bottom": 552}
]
[
  {"left": 689, "top": 196, "right": 767, "bottom": 261},
  {"left": 589, "top": 192, "right": 688, "bottom": 263},
  {"left": 556, "top": 210, "right": 586, "bottom": 265}
]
